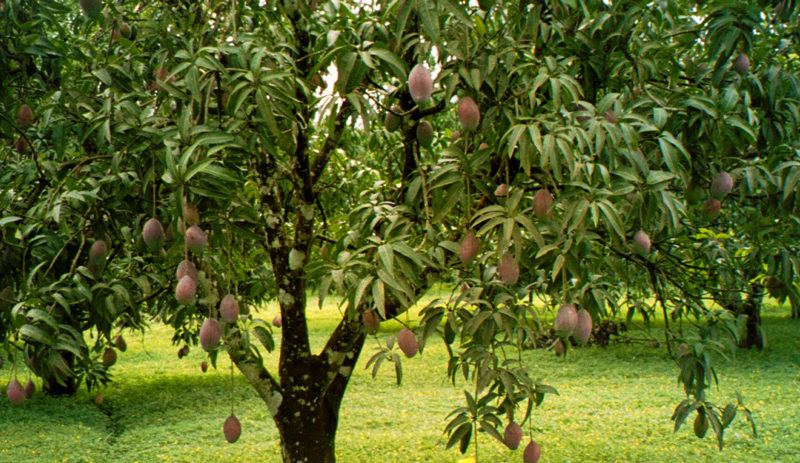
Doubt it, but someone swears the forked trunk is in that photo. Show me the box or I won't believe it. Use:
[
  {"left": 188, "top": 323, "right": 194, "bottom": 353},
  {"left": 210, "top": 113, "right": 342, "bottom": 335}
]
[{"left": 271, "top": 332, "right": 366, "bottom": 463}]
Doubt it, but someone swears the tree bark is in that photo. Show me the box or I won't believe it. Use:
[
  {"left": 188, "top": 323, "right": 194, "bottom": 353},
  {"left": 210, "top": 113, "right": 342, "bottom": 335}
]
[
  {"left": 275, "top": 384, "right": 341, "bottom": 463},
  {"left": 273, "top": 330, "right": 365, "bottom": 463},
  {"left": 40, "top": 352, "right": 78, "bottom": 396},
  {"left": 42, "top": 375, "right": 78, "bottom": 396},
  {"left": 736, "top": 284, "right": 764, "bottom": 349},
  {"left": 227, "top": 304, "right": 367, "bottom": 463}
]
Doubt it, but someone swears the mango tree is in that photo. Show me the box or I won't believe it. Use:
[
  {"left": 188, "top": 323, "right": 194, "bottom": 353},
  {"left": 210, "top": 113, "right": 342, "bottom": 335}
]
[{"left": 4, "top": 0, "right": 799, "bottom": 461}]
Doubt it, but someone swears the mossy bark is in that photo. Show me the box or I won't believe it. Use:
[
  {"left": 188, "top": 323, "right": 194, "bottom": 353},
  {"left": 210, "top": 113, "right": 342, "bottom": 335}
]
[{"left": 273, "top": 343, "right": 363, "bottom": 463}]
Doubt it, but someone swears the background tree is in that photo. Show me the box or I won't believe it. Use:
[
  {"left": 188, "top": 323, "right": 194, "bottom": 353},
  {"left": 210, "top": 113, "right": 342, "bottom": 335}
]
[{"left": 3, "top": 0, "right": 797, "bottom": 461}]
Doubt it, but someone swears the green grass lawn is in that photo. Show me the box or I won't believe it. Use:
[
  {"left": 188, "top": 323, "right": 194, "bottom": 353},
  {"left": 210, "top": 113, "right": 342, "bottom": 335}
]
[{"left": 1, "top": 298, "right": 799, "bottom": 463}]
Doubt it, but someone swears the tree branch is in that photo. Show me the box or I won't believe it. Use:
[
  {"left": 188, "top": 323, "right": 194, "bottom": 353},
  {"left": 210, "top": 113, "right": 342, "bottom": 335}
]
[{"left": 225, "top": 329, "right": 283, "bottom": 415}]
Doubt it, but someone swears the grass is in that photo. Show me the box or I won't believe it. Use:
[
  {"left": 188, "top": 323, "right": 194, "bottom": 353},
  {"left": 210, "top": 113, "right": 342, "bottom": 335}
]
[{"left": 1, "top": 298, "right": 799, "bottom": 463}]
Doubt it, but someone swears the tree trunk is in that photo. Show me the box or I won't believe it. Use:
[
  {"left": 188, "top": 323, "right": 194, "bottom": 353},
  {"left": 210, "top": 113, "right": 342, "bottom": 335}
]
[
  {"left": 736, "top": 284, "right": 764, "bottom": 349},
  {"left": 42, "top": 375, "right": 78, "bottom": 396},
  {"left": 276, "top": 394, "right": 339, "bottom": 463},
  {"left": 272, "top": 335, "right": 365, "bottom": 463},
  {"left": 40, "top": 352, "right": 78, "bottom": 396}
]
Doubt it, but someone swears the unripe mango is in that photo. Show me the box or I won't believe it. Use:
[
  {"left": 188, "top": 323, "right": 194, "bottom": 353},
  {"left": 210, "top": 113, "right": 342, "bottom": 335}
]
[
  {"left": 88, "top": 240, "right": 108, "bottom": 274},
  {"left": 494, "top": 183, "right": 508, "bottom": 197},
  {"left": 119, "top": 22, "right": 131, "bottom": 39},
  {"left": 765, "top": 277, "right": 784, "bottom": 298},
  {"left": 701, "top": 197, "right": 721, "bottom": 219},
  {"left": 185, "top": 225, "right": 207, "bottom": 253},
  {"left": 457, "top": 97, "right": 480, "bottom": 131},
  {"left": 200, "top": 318, "right": 222, "bottom": 351},
  {"left": 17, "top": 104, "right": 33, "bottom": 128},
  {"left": 498, "top": 252, "right": 519, "bottom": 284},
  {"left": 532, "top": 189, "right": 553, "bottom": 219},
  {"left": 523, "top": 440, "right": 541, "bottom": 463},
  {"left": 710, "top": 171, "right": 733, "bottom": 199},
  {"left": 24, "top": 379, "right": 35, "bottom": 398},
  {"left": 102, "top": 348, "right": 117, "bottom": 367},
  {"left": 553, "top": 338, "right": 565, "bottom": 355},
  {"left": 408, "top": 64, "right": 433, "bottom": 104},
  {"left": 142, "top": 218, "right": 165, "bottom": 249},
  {"left": 554, "top": 303, "right": 578, "bottom": 336},
  {"left": 220, "top": 294, "right": 240, "bottom": 323},
  {"left": 15, "top": 136, "right": 29, "bottom": 154},
  {"left": 224, "top": 414, "right": 242, "bottom": 443},
  {"left": 363, "top": 310, "right": 380, "bottom": 334},
  {"left": 397, "top": 328, "right": 418, "bottom": 358},
  {"left": 385, "top": 106, "right": 402, "bottom": 132},
  {"left": 733, "top": 53, "right": 750, "bottom": 73},
  {"left": 176, "top": 260, "right": 199, "bottom": 283},
  {"left": 416, "top": 121, "right": 434, "bottom": 147},
  {"left": 114, "top": 335, "right": 127, "bottom": 352},
  {"left": 7, "top": 379, "right": 25, "bottom": 405},
  {"left": 89, "top": 240, "right": 107, "bottom": 263},
  {"left": 503, "top": 422, "right": 522, "bottom": 449},
  {"left": 175, "top": 275, "right": 197, "bottom": 305},
  {"left": 632, "top": 230, "right": 651, "bottom": 255},
  {"left": 575, "top": 309, "right": 592, "bottom": 343},
  {"left": 459, "top": 232, "right": 480, "bottom": 264}
]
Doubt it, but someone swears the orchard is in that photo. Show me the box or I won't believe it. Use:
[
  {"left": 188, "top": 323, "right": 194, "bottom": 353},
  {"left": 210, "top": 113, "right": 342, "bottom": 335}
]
[{"left": 2, "top": 0, "right": 799, "bottom": 462}]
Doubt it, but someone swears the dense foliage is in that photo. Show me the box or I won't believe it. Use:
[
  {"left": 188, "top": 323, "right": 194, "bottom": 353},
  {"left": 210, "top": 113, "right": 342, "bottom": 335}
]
[{"left": 2, "top": 0, "right": 798, "bottom": 460}]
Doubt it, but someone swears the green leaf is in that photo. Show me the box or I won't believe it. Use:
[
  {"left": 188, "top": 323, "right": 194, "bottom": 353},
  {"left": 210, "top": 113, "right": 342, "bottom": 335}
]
[
  {"left": 372, "top": 279, "right": 386, "bottom": 318},
  {"left": 722, "top": 403, "right": 737, "bottom": 428},
  {"left": 671, "top": 399, "right": 696, "bottom": 432},
  {"left": 551, "top": 254, "right": 565, "bottom": 282},
  {"left": 392, "top": 352, "right": 403, "bottom": 385},
  {"left": 26, "top": 309, "right": 59, "bottom": 330},
  {"left": 353, "top": 277, "right": 373, "bottom": 311},
  {"left": 707, "top": 408, "right": 725, "bottom": 450},
  {"left": 377, "top": 244, "right": 394, "bottom": 274},
  {"left": 92, "top": 69, "right": 112, "bottom": 86},
  {"left": 439, "top": 0, "right": 472, "bottom": 26},
  {"left": 252, "top": 325, "right": 274, "bottom": 352},
  {"left": 458, "top": 423, "right": 472, "bottom": 454},
  {"left": 445, "top": 421, "right": 471, "bottom": 451},
  {"left": 481, "top": 419, "right": 503, "bottom": 443},
  {"left": 369, "top": 48, "right": 407, "bottom": 81},
  {"left": 20, "top": 324, "right": 54, "bottom": 345},
  {"left": 184, "top": 159, "right": 215, "bottom": 183},
  {"left": 417, "top": 0, "right": 441, "bottom": 43},
  {"left": 0, "top": 216, "right": 22, "bottom": 227}
]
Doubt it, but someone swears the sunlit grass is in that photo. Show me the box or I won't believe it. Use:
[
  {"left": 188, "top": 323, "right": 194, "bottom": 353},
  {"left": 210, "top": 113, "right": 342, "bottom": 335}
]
[{"left": 1, "top": 299, "right": 798, "bottom": 462}]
